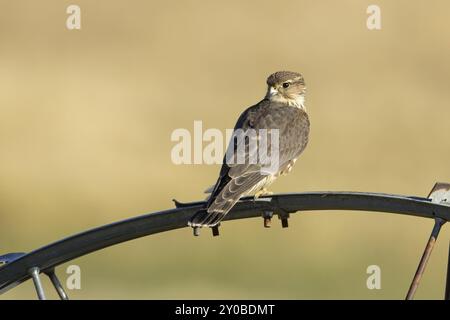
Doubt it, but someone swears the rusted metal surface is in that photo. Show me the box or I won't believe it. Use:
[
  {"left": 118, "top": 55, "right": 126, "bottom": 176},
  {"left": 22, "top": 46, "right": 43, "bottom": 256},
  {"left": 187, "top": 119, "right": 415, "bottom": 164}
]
[{"left": 405, "top": 218, "right": 445, "bottom": 300}]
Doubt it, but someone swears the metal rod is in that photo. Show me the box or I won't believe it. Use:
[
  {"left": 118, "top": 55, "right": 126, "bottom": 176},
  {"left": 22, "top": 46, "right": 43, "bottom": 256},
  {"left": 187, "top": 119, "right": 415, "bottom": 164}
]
[
  {"left": 46, "top": 269, "right": 69, "bottom": 300},
  {"left": 28, "top": 267, "right": 46, "bottom": 300},
  {"left": 445, "top": 241, "right": 450, "bottom": 300},
  {"left": 405, "top": 218, "right": 446, "bottom": 300},
  {"left": 1, "top": 191, "right": 450, "bottom": 295}
]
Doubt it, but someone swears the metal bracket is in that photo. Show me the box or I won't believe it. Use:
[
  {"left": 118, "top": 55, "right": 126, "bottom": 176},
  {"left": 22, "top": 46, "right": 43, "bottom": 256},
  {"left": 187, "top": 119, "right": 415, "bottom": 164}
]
[
  {"left": 428, "top": 182, "right": 450, "bottom": 206},
  {"left": 192, "top": 226, "right": 200, "bottom": 237},
  {"left": 27, "top": 267, "right": 69, "bottom": 300},
  {"left": 262, "top": 211, "right": 273, "bottom": 228},
  {"left": 277, "top": 210, "right": 290, "bottom": 228},
  {"left": 211, "top": 224, "right": 220, "bottom": 237}
]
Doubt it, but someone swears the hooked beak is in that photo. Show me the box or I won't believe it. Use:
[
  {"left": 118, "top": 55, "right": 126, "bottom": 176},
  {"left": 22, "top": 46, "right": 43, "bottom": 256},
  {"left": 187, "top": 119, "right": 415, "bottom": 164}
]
[{"left": 267, "top": 86, "right": 278, "bottom": 97}]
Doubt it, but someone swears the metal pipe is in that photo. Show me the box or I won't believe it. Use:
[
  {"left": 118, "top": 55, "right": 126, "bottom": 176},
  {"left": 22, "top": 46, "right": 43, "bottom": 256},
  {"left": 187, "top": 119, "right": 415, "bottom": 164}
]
[
  {"left": 46, "top": 269, "right": 69, "bottom": 300},
  {"left": 405, "top": 218, "right": 446, "bottom": 300},
  {"left": 445, "top": 241, "right": 450, "bottom": 300},
  {"left": 28, "top": 267, "right": 46, "bottom": 300}
]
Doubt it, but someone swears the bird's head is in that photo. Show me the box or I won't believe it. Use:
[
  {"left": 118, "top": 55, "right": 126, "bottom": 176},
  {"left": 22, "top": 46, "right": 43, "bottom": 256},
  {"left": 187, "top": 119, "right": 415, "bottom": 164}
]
[{"left": 265, "top": 71, "right": 306, "bottom": 108}]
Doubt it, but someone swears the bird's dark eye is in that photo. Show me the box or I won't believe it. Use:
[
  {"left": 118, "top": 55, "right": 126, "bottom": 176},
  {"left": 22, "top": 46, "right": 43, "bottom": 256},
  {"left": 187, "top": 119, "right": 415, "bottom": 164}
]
[{"left": 282, "top": 82, "right": 290, "bottom": 88}]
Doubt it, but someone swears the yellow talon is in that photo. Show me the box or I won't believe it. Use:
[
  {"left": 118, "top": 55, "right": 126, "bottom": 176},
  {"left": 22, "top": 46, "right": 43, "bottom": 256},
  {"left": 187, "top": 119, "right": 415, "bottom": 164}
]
[{"left": 254, "top": 188, "right": 273, "bottom": 199}]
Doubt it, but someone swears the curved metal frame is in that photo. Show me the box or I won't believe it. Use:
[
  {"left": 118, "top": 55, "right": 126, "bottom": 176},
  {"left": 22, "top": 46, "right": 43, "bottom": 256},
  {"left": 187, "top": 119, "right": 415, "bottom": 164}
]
[{"left": 1, "top": 191, "right": 449, "bottom": 299}]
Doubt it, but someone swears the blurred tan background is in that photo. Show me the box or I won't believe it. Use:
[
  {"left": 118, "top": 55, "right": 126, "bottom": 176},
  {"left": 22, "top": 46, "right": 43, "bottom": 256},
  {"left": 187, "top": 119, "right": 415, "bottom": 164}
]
[{"left": 1, "top": 0, "right": 450, "bottom": 299}]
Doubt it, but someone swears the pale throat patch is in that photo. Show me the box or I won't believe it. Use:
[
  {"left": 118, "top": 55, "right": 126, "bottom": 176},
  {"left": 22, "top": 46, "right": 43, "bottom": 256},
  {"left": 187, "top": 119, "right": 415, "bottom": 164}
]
[{"left": 267, "top": 90, "right": 306, "bottom": 110}]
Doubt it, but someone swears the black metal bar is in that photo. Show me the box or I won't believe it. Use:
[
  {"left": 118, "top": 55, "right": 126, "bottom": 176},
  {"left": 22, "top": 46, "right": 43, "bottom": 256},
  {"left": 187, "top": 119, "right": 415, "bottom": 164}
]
[
  {"left": 445, "top": 241, "right": 450, "bottom": 300},
  {"left": 28, "top": 267, "right": 46, "bottom": 300},
  {"left": 46, "top": 269, "right": 69, "bottom": 300},
  {"left": 1, "top": 191, "right": 450, "bottom": 295},
  {"left": 0, "top": 253, "right": 26, "bottom": 266},
  {"left": 405, "top": 218, "right": 446, "bottom": 300}
]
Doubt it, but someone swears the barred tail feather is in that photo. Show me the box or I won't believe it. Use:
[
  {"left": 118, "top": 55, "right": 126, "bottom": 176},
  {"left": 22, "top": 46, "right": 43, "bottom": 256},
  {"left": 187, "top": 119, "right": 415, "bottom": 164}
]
[
  {"left": 188, "top": 211, "right": 220, "bottom": 227},
  {"left": 189, "top": 174, "right": 268, "bottom": 227},
  {"left": 188, "top": 200, "right": 238, "bottom": 227}
]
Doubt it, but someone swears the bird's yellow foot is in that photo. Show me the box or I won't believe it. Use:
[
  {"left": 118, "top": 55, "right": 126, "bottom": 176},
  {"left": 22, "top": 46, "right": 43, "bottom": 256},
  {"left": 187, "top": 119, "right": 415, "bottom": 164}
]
[{"left": 254, "top": 188, "right": 273, "bottom": 200}]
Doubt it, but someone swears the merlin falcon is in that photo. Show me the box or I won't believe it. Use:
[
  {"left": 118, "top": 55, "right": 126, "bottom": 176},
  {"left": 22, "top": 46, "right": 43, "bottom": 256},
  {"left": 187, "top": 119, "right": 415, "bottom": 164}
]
[{"left": 189, "top": 71, "right": 310, "bottom": 230}]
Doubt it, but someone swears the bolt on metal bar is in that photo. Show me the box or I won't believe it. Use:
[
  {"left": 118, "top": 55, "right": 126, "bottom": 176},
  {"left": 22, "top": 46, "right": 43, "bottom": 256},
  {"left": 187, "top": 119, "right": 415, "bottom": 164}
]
[
  {"left": 193, "top": 226, "right": 200, "bottom": 236},
  {"left": 405, "top": 218, "right": 446, "bottom": 300},
  {"left": 262, "top": 211, "right": 273, "bottom": 228},
  {"left": 28, "top": 267, "right": 46, "bottom": 300},
  {"left": 46, "top": 269, "right": 69, "bottom": 300},
  {"left": 211, "top": 224, "right": 220, "bottom": 237}
]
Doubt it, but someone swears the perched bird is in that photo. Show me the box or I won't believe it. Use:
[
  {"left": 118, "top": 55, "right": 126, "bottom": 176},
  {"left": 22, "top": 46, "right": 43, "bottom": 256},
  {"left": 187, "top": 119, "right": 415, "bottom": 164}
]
[{"left": 189, "top": 71, "right": 310, "bottom": 230}]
